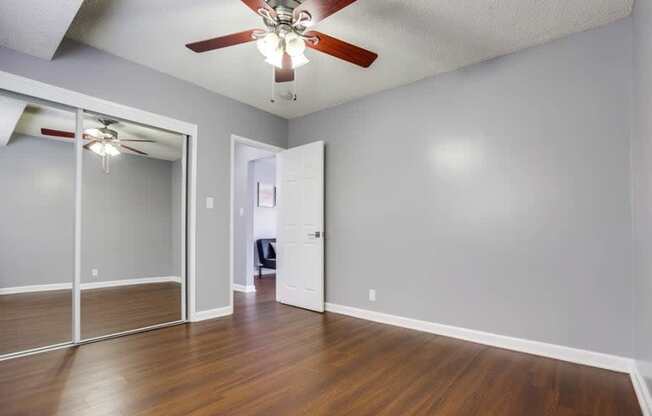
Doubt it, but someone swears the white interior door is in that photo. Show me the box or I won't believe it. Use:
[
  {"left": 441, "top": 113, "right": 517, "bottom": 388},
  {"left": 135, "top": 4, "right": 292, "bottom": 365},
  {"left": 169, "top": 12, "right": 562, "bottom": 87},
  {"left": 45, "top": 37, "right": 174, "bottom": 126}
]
[{"left": 276, "top": 141, "right": 324, "bottom": 312}]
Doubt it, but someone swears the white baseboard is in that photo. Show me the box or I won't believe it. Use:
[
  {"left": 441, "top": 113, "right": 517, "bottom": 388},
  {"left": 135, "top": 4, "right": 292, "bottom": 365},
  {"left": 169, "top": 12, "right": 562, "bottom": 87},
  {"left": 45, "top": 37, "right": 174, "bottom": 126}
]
[
  {"left": 190, "top": 305, "right": 233, "bottom": 322},
  {"left": 631, "top": 362, "right": 652, "bottom": 416},
  {"left": 324, "top": 302, "right": 632, "bottom": 373},
  {"left": 0, "top": 276, "right": 182, "bottom": 295},
  {"left": 0, "top": 282, "right": 71, "bottom": 294},
  {"left": 82, "top": 276, "right": 181, "bottom": 290},
  {"left": 233, "top": 283, "right": 256, "bottom": 293}
]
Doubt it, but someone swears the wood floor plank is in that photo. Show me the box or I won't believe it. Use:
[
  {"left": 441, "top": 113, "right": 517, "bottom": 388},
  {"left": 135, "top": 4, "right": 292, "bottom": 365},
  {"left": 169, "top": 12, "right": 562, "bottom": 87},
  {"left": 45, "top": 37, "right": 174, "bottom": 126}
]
[{"left": 0, "top": 277, "right": 642, "bottom": 415}]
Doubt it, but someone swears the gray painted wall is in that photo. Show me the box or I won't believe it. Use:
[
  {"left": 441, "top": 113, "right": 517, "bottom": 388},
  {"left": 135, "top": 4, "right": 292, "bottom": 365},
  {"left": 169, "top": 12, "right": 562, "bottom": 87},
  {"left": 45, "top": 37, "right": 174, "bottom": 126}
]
[
  {"left": 289, "top": 20, "right": 634, "bottom": 356},
  {"left": 632, "top": 0, "right": 652, "bottom": 393},
  {"left": 80, "top": 148, "right": 178, "bottom": 284},
  {"left": 0, "top": 134, "right": 181, "bottom": 288},
  {"left": 0, "top": 39, "right": 287, "bottom": 311}
]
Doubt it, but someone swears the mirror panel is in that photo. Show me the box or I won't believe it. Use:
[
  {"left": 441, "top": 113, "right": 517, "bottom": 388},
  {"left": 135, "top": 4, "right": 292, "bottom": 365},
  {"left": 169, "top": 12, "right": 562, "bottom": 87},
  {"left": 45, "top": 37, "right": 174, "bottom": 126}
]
[
  {"left": 80, "top": 113, "right": 185, "bottom": 340},
  {"left": 0, "top": 101, "right": 75, "bottom": 355}
]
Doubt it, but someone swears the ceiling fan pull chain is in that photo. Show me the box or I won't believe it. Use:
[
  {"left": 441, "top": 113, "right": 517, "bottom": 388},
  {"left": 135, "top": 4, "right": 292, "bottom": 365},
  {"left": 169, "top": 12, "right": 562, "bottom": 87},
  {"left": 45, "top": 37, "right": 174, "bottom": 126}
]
[{"left": 101, "top": 153, "right": 111, "bottom": 175}]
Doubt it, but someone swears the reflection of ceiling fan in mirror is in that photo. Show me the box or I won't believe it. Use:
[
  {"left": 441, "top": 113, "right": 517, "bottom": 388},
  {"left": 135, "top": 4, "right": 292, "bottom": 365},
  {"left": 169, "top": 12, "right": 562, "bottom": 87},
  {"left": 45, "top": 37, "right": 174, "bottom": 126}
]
[{"left": 40, "top": 119, "right": 156, "bottom": 174}]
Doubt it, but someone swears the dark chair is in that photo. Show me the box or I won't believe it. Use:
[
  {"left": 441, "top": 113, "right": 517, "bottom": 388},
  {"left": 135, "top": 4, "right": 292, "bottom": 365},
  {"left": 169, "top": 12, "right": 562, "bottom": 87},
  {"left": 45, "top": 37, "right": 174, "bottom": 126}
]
[{"left": 256, "top": 238, "right": 276, "bottom": 278}]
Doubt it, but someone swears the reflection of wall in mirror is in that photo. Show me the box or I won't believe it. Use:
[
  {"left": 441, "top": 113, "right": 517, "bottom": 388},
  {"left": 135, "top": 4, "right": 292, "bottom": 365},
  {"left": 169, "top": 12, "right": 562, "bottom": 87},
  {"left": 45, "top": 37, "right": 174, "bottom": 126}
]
[{"left": 0, "top": 134, "right": 183, "bottom": 290}]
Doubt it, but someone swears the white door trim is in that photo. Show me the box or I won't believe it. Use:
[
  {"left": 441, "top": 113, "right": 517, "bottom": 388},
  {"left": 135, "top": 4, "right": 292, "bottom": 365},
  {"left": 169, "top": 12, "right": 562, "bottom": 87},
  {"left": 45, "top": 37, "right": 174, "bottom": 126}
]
[
  {"left": 73, "top": 108, "right": 83, "bottom": 343},
  {"left": 229, "top": 134, "right": 284, "bottom": 310},
  {"left": 0, "top": 69, "right": 198, "bottom": 322}
]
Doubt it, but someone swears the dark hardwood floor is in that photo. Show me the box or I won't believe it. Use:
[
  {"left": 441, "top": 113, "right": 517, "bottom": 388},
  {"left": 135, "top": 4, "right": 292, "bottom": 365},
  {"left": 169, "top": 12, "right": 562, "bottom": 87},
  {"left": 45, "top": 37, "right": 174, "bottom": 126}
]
[
  {"left": 0, "top": 277, "right": 641, "bottom": 415},
  {"left": 0, "top": 282, "right": 181, "bottom": 355}
]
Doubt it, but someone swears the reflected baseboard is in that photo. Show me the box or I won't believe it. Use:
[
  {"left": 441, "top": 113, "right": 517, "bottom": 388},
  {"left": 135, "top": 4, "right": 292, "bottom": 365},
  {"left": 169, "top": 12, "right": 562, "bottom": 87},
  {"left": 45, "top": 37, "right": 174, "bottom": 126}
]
[{"left": 0, "top": 276, "right": 182, "bottom": 295}]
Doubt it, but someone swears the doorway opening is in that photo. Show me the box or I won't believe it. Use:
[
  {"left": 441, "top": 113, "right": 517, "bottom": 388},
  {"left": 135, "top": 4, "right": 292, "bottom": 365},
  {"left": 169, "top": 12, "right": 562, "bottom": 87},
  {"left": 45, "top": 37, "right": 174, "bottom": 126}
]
[
  {"left": 230, "top": 135, "right": 325, "bottom": 314},
  {"left": 230, "top": 136, "right": 282, "bottom": 305}
]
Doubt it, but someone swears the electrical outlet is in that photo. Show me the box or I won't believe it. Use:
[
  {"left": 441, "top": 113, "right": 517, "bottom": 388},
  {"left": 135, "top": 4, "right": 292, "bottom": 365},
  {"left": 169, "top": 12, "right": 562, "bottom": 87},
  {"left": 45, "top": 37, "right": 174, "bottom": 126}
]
[
  {"left": 369, "top": 289, "right": 376, "bottom": 302},
  {"left": 206, "top": 197, "right": 214, "bottom": 209},
  {"left": 91, "top": 268, "right": 99, "bottom": 278}
]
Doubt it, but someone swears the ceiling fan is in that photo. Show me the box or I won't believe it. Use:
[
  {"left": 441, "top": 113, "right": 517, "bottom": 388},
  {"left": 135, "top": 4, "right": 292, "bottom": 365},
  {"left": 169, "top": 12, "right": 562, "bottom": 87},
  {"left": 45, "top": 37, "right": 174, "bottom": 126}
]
[
  {"left": 185, "top": 0, "right": 378, "bottom": 100},
  {"left": 40, "top": 119, "right": 155, "bottom": 174}
]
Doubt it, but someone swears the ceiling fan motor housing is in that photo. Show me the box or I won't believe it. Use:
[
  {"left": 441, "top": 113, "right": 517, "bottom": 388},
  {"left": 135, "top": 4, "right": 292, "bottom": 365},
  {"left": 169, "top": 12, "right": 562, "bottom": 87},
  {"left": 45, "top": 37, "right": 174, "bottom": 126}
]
[
  {"left": 266, "top": 0, "right": 303, "bottom": 11},
  {"left": 99, "top": 128, "right": 119, "bottom": 141}
]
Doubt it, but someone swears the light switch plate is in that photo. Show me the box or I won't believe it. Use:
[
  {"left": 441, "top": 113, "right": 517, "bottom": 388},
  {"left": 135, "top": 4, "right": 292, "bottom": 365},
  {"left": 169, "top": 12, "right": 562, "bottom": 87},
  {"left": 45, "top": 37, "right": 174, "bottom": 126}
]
[{"left": 206, "top": 197, "right": 214, "bottom": 209}]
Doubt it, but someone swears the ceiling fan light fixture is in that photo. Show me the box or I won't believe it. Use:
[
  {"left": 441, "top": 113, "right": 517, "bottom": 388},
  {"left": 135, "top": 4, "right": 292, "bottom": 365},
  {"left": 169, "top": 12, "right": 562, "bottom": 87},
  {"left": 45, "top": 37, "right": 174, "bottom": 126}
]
[
  {"left": 104, "top": 143, "right": 120, "bottom": 157},
  {"left": 90, "top": 142, "right": 120, "bottom": 157},
  {"left": 89, "top": 141, "right": 105, "bottom": 156},
  {"left": 256, "top": 32, "right": 281, "bottom": 57},
  {"left": 284, "top": 32, "right": 306, "bottom": 57}
]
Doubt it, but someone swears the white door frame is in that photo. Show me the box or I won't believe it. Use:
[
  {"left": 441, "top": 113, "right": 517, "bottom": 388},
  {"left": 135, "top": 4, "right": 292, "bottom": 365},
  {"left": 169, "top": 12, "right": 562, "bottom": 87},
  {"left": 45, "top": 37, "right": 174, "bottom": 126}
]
[
  {"left": 229, "top": 134, "right": 284, "bottom": 308},
  {"left": 0, "top": 71, "right": 199, "bottom": 350}
]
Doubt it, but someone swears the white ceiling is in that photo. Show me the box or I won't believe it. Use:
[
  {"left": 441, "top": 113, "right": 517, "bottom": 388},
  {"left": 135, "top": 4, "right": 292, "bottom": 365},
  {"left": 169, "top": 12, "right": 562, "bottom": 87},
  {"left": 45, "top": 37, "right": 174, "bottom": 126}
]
[
  {"left": 13, "top": 104, "right": 184, "bottom": 161},
  {"left": 67, "top": 0, "right": 633, "bottom": 119},
  {"left": 0, "top": 0, "right": 84, "bottom": 60}
]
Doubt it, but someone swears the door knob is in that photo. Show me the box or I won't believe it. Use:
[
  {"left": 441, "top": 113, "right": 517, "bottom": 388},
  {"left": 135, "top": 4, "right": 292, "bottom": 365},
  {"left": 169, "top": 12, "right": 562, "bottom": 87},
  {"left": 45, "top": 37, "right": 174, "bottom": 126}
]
[{"left": 307, "top": 231, "right": 321, "bottom": 238}]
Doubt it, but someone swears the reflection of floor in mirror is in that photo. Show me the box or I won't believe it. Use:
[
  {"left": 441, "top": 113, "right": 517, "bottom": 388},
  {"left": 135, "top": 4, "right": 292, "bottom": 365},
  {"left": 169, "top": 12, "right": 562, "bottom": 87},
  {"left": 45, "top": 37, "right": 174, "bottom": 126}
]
[{"left": 0, "top": 282, "right": 181, "bottom": 355}]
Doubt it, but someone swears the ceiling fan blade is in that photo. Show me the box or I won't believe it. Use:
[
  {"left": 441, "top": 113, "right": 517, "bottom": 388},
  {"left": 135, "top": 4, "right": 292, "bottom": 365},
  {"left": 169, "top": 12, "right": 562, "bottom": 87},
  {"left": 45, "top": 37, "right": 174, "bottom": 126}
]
[
  {"left": 120, "top": 144, "right": 148, "bottom": 156},
  {"left": 305, "top": 31, "right": 378, "bottom": 68},
  {"left": 275, "top": 54, "right": 295, "bottom": 83},
  {"left": 120, "top": 139, "right": 156, "bottom": 143},
  {"left": 186, "top": 29, "right": 258, "bottom": 53},
  {"left": 241, "top": 0, "right": 274, "bottom": 15},
  {"left": 41, "top": 128, "right": 75, "bottom": 139},
  {"left": 83, "top": 140, "right": 98, "bottom": 150},
  {"left": 41, "top": 128, "right": 97, "bottom": 142},
  {"left": 295, "top": 0, "right": 358, "bottom": 25}
]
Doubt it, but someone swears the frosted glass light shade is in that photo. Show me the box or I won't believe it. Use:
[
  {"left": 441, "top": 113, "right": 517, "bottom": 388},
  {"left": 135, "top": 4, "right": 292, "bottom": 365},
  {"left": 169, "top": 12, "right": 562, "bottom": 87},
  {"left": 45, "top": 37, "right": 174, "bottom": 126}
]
[
  {"left": 256, "top": 33, "right": 281, "bottom": 57},
  {"left": 284, "top": 32, "right": 306, "bottom": 57},
  {"left": 104, "top": 143, "right": 120, "bottom": 156}
]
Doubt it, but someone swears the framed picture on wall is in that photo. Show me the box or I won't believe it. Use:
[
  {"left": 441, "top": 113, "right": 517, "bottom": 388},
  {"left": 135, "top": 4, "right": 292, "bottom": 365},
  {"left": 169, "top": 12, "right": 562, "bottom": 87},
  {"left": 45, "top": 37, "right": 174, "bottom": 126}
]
[{"left": 257, "top": 182, "right": 276, "bottom": 208}]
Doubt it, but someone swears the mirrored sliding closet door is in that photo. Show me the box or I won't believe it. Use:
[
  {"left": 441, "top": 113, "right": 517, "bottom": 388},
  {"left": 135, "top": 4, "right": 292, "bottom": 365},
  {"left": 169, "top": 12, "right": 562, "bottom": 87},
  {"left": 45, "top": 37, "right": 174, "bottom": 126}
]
[
  {"left": 0, "top": 99, "right": 76, "bottom": 355},
  {"left": 80, "top": 112, "right": 187, "bottom": 340},
  {"left": 0, "top": 88, "right": 189, "bottom": 359}
]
